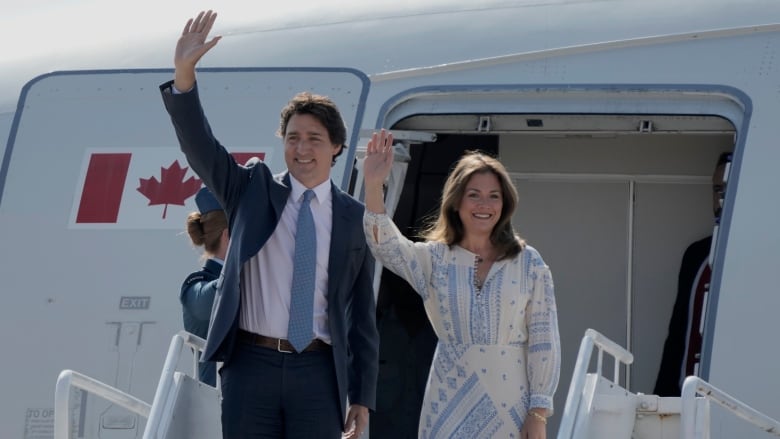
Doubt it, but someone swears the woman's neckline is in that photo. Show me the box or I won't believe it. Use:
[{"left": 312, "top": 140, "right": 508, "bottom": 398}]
[{"left": 458, "top": 244, "right": 496, "bottom": 262}]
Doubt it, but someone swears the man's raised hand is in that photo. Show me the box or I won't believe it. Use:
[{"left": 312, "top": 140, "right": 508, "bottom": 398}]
[{"left": 173, "top": 10, "right": 221, "bottom": 92}]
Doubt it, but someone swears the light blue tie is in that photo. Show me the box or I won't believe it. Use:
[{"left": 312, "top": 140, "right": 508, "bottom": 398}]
[{"left": 288, "top": 189, "right": 317, "bottom": 352}]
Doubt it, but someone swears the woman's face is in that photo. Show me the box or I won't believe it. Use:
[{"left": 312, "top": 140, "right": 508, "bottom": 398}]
[{"left": 457, "top": 172, "right": 503, "bottom": 237}]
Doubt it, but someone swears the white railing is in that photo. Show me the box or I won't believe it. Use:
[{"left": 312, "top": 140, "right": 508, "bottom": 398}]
[
  {"left": 54, "top": 370, "right": 152, "bottom": 438},
  {"left": 557, "top": 328, "right": 634, "bottom": 439},
  {"left": 681, "top": 376, "right": 780, "bottom": 438},
  {"left": 53, "top": 331, "right": 207, "bottom": 439},
  {"left": 145, "top": 331, "right": 207, "bottom": 437}
]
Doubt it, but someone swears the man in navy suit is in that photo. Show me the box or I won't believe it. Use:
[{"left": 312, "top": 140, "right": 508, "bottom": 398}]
[{"left": 160, "top": 10, "right": 378, "bottom": 438}]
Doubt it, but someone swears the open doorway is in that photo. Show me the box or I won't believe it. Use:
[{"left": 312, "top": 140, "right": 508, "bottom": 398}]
[{"left": 369, "top": 112, "right": 734, "bottom": 436}]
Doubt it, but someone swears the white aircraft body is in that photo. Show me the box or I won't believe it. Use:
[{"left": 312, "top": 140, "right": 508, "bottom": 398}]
[{"left": 2, "top": 1, "right": 780, "bottom": 438}]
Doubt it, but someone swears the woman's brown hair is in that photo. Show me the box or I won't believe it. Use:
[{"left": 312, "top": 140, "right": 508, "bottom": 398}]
[
  {"left": 186, "top": 210, "right": 228, "bottom": 256},
  {"left": 422, "top": 151, "right": 524, "bottom": 260}
]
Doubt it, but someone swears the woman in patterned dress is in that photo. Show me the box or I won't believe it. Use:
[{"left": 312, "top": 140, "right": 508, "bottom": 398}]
[{"left": 362, "top": 130, "right": 561, "bottom": 439}]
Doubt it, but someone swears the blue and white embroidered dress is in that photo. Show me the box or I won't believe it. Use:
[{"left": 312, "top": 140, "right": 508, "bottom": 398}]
[{"left": 364, "top": 212, "right": 561, "bottom": 438}]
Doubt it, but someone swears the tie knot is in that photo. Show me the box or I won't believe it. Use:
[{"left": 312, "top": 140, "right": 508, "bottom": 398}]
[{"left": 302, "top": 189, "right": 315, "bottom": 204}]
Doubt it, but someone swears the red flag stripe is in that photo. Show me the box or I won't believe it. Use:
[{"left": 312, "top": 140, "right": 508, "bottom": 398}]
[{"left": 76, "top": 153, "right": 132, "bottom": 223}]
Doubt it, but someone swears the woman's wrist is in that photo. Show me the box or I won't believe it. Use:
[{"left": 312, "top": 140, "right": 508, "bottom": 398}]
[{"left": 528, "top": 410, "right": 547, "bottom": 425}]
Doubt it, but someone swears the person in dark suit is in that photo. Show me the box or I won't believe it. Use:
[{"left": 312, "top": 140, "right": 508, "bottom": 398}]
[
  {"left": 160, "top": 10, "right": 379, "bottom": 439},
  {"left": 181, "top": 186, "right": 228, "bottom": 387},
  {"left": 654, "top": 152, "right": 731, "bottom": 396}
]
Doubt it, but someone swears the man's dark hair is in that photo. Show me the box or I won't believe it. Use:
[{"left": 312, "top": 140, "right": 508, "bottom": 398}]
[{"left": 277, "top": 92, "right": 348, "bottom": 165}]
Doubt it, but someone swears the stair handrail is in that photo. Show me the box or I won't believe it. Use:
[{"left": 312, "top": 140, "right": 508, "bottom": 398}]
[
  {"left": 143, "top": 330, "right": 206, "bottom": 438},
  {"left": 181, "top": 331, "right": 207, "bottom": 381},
  {"left": 557, "top": 328, "right": 634, "bottom": 439},
  {"left": 53, "top": 330, "right": 206, "bottom": 439},
  {"left": 681, "top": 376, "right": 780, "bottom": 438},
  {"left": 54, "top": 369, "right": 152, "bottom": 439}
]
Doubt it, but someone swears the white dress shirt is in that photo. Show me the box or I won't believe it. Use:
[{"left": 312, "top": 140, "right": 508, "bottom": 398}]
[{"left": 239, "top": 175, "right": 333, "bottom": 344}]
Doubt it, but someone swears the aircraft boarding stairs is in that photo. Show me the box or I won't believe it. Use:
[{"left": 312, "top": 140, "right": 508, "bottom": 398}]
[
  {"left": 54, "top": 331, "right": 221, "bottom": 439},
  {"left": 557, "top": 329, "right": 780, "bottom": 439},
  {"left": 52, "top": 329, "right": 780, "bottom": 438}
]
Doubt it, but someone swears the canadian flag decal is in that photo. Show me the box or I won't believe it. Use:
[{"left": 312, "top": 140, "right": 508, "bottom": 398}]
[
  {"left": 76, "top": 153, "right": 133, "bottom": 223},
  {"left": 136, "top": 161, "right": 203, "bottom": 220},
  {"left": 71, "top": 149, "right": 267, "bottom": 228}
]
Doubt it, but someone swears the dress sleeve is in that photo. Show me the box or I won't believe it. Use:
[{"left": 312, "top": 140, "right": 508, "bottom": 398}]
[
  {"left": 525, "top": 253, "right": 562, "bottom": 414},
  {"left": 363, "top": 211, "right": 433, "bottom": 300}
]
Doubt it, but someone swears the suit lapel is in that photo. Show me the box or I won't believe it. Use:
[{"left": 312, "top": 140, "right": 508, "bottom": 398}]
[
  {"left": 271, "top": 172, "right": 292, "bottom": 216},
  {"left": 236, "top": 171, "right": 290, "bottom": 264}
]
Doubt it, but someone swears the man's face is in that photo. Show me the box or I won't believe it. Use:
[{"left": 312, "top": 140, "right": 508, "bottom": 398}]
[
  {"left": 712, "top": 162, "right": 727, "bottom": 219},
  {"left": 283, "top": 113, "right": 341, "bottom": 188}
]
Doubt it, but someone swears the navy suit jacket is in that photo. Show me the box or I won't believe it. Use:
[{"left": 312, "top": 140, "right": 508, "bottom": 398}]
[{"left": 160, "top": 81, "right": 379, "bottom": 415}]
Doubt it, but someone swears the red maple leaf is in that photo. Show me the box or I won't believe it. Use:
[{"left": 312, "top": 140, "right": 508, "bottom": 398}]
[{"left": 136, "top": 160, "right": 202, "bottom": 219}]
